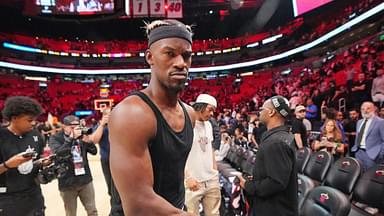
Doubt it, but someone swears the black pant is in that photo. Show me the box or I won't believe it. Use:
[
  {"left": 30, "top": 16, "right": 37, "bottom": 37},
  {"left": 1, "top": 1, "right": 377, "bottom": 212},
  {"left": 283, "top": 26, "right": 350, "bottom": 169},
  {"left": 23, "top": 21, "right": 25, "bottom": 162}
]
[
  {"left": 101, "top": 159, "right": 124, "bottom": 216},
  {"left": 0, "top": 192, "right": 45, "bottom": 216}
]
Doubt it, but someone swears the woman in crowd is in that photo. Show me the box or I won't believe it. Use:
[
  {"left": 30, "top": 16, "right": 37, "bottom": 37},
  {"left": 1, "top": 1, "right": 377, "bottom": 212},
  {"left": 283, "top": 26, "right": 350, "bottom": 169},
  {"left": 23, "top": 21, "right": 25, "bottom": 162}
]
[{"left": 313, "top": 119, "right": 346, "bottom": 160}]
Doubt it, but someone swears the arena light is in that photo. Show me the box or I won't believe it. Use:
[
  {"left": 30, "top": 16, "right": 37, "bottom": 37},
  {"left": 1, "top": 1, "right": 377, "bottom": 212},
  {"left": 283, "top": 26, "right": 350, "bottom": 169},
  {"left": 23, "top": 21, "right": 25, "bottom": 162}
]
[
  {"left": 261, "top": 34, "right": 283, "bottom": 44},
  {"left": 3, "top": 42, "right": 41, "bottom": 53},
  {"left": 25, "top": 76, "right": 47, "bottom": 82},
  {"left": 246, "top": 42, "right": 259, "bottom": 48},
  {"left": 0, "top": 2, "right": 383, "bottom": 74}
]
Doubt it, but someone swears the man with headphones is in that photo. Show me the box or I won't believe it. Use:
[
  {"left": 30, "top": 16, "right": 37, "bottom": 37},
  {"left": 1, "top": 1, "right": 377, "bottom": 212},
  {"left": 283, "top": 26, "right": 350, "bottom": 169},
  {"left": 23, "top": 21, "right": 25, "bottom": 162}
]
[{"left": 236, "top": 96, "right": 298, "bottom": 216}]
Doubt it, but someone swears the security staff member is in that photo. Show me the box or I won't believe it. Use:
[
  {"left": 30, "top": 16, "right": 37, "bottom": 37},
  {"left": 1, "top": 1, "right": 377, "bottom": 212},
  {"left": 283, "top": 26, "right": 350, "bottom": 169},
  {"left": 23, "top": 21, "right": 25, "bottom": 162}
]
[{"left": 236, "top": 96, "right": 298, "bottom": 216}]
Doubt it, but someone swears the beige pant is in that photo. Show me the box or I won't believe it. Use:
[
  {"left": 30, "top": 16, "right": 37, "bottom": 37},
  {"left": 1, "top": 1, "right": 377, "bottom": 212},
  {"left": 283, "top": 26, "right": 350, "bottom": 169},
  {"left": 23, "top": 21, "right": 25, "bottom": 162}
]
[
  {"left": 60, "top": 182, "right": 98, "bottom": 216},
  {"left": 185, "top": 176, "right": 221, "bottom": 216}
]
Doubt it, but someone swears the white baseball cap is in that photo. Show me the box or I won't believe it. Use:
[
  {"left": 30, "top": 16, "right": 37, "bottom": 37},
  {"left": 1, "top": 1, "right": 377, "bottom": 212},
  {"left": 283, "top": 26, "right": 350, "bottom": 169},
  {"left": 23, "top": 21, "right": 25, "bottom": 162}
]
[{"left": 196, "top": 94, "right": 217, "bottom": 108}]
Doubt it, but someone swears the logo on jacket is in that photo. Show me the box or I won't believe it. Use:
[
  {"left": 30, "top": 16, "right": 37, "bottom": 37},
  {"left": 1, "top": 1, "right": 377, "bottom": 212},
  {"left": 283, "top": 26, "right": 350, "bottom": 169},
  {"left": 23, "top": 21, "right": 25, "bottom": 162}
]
[{"left": 33, "top": 136, "right": 38, "bottom": 142}]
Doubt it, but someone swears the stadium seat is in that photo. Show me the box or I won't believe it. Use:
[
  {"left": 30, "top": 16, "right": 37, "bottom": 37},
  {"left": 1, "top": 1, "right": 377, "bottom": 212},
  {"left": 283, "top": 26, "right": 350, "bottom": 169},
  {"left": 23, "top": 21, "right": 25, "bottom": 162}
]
[
  {"left": 349, "top": 165, "right": 384, "bottom": 216},
  {"left": 296, "top": 147, "right": 312, "bottom": 174},
  {"left": 242, "top": 152, "right": 257, "bottom": 177},
  {"left": 304, "top": 151, "right": 333, "bottom": 185},
  {"left": 298, "top": 174, "right": 315, "bottom": 210},
  {"left": 300, "top": 186, "right": 351, "bottom": 216},
  {"left": 323, "top": 157, "right": 362, "bottom": 196},
  {"left": 240, "top": 149, "right": 254, "bottom": 172}
]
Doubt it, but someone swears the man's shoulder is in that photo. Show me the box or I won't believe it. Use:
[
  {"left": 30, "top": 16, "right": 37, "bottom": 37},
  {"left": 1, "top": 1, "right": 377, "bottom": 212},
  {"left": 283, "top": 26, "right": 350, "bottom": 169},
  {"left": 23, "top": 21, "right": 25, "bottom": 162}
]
[{"left": 114, "top": 94, "right": 155, "bottom": 118}]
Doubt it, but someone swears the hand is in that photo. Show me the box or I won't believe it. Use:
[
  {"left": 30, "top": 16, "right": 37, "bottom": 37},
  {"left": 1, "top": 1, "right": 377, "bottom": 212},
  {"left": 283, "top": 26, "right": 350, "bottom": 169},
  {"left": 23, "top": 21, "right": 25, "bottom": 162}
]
[
  {"left": 71, "top": 126, "right": 82, "bottom": 139},
  {"left": 186, "top": 177, "right": 200, "bottom": 191},
  {"left": 4, "top": 153, "right": 33, "bottom": 168},
  {"left": 100, "top": 113, "right": 110, "bottom": 126},
  {"left": 325, "top": 141, "right": 335, "bottom": 148},
  {"left": 35, "top": 157, "right": 52, "bottom": 168},
  {"left": 235, "top": 174, "right": 247, "bottom": 188}
]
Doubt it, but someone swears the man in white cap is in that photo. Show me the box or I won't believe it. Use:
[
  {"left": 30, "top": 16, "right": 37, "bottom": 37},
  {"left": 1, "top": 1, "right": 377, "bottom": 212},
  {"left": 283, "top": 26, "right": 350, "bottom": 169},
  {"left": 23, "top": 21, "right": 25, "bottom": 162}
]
[
  {"left": 185, "top": 94, "right": 221, "bottom": 216},
  {"left": 292, "top": 105, "right": 308, "bottom": 149}
]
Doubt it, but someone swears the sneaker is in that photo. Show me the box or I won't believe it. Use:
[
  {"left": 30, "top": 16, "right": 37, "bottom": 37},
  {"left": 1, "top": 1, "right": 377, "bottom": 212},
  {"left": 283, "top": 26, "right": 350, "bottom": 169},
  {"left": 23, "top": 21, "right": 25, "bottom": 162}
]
[{"left": 364, "top": 207, "right": 379, "bottom": 215}]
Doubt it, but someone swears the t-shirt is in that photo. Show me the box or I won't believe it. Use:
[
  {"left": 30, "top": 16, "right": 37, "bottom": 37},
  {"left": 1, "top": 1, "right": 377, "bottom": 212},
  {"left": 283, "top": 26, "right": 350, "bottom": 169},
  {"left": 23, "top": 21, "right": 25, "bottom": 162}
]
[
  {"left": 291, "top": 118, "right": 308, "bottom": 148},
  {"left": 0, "top": 128, "right": 44, "bottom": 195},
  {"left": 185, "top": 120, "right": 218, "bottom": 182}
]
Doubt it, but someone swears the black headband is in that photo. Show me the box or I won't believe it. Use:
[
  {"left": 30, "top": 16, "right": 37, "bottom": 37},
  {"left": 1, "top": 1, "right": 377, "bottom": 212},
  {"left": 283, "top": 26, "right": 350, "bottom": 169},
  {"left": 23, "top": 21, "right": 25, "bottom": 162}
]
[
  {"left": 270, "top": 96, "right": 291, "bottom": 118},
  {"left": 148, "top": 25, "right": 192, "bottom": 47}
]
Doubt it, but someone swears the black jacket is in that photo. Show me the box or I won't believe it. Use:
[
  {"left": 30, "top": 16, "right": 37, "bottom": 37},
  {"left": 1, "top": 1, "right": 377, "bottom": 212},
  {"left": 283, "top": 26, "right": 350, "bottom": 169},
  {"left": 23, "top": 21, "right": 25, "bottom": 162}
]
[
  {"left": 244, "top": 125, "right": 298, "bottom": 216},
  {"left": 49, "top": 130, "right": 97, "bottom": 190}
]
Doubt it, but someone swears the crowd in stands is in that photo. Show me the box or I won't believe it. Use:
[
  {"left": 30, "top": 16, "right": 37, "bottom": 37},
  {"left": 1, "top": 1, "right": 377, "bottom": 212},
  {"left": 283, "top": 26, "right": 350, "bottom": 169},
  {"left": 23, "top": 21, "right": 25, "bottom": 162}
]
[{"left": 0, "top": 0, "right": 382, "bottom": 69}]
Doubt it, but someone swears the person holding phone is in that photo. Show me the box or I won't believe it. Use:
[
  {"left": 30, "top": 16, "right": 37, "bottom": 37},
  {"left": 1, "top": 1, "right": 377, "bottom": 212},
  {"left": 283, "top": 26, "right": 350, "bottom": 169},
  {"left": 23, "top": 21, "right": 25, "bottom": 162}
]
[{"left": 0, "top": 96, "right": 47, "bottom": 215}]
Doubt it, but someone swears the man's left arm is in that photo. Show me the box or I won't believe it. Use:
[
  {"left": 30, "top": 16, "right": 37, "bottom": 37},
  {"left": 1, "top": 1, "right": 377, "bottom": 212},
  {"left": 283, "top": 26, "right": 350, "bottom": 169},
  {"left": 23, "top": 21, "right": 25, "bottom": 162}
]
[{"left": 242, "top": 143, "right": 294, "bottom": 197}]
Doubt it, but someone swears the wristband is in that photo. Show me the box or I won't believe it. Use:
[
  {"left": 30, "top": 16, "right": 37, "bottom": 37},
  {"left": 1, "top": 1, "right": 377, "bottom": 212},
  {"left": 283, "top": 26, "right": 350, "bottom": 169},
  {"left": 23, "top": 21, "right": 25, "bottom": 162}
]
[{"left": 3, "top": 161, "right": 11, "bottom": 169}]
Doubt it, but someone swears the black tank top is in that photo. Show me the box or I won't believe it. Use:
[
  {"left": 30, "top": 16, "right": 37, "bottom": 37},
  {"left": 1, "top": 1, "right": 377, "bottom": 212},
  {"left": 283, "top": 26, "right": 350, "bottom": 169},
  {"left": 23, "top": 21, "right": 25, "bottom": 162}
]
[{"left": 132, "top": 92, "right": 194, "bottom": 209}]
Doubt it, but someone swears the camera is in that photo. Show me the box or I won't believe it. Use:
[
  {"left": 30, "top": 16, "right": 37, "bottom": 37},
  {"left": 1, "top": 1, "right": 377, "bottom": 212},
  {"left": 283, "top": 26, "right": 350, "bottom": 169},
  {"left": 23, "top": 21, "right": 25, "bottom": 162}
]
[
  {"left": 79, "top": 127, "right": 93, "bottom": 136},
  {"left": 35, "top": 148, "right": 72, "bottom": 184}
]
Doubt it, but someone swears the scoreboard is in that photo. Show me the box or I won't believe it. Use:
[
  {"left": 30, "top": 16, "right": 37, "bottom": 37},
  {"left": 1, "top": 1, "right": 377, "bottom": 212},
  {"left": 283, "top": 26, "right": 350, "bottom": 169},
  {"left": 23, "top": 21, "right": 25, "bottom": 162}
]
[{"left": 126, "top": 0, "right": 183, "bottom": 18}]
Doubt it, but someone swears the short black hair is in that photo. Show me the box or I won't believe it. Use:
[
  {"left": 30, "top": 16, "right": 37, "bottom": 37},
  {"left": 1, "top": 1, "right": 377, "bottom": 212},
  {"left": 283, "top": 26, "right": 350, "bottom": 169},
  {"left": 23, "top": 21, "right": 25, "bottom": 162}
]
[
  {"left": 192, "top": 102, "right": 208, "bottom": 113},
  {"left": 2, "top": 96, "right": 43, "bottom": 120}
]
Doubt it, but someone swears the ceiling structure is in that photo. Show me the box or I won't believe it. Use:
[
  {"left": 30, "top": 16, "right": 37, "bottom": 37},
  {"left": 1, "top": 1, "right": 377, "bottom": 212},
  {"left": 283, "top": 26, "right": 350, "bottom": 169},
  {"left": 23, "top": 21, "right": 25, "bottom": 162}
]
[{"left": 0, "top": 0, "right": 295, "bottom": 41}]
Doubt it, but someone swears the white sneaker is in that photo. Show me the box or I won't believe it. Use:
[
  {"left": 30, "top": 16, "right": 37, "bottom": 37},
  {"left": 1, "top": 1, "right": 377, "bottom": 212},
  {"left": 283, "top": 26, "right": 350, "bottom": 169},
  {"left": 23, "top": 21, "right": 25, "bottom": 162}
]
[{"left": 364, "top": 207, "right": 378, "bottom": 215}]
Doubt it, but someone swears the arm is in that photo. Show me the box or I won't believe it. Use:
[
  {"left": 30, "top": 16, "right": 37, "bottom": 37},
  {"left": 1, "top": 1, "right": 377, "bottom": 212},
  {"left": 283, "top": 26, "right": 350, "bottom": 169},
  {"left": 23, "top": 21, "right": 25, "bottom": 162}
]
[
  {"left": 294, "top": 133, "right": 303, "bottom": 149},
  {"left": 371, "top": 79, "right": 377, "bottom": 97},
  {"left": 109, "top": 97, "right": 195, "bottom": 216},
  {"left": 0, "top": 153, "right": 33, "bottom": 175},
  {"left": 243, "top": 143, "right": 294, "bottom": 197},
  {"left": 89, "top": 114, "right": 109, "bottom": 144}
]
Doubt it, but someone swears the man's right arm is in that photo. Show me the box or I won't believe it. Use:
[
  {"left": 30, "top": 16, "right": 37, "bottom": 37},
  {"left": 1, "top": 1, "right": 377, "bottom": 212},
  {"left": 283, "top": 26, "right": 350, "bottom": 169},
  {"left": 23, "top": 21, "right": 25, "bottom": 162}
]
[{"left": 109, "top": 97, "right": 195, "bottom": 216}]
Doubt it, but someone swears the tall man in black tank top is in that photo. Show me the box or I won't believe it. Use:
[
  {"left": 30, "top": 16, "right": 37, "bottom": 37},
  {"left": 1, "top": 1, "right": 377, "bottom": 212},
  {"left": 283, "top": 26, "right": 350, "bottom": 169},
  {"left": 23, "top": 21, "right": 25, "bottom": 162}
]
[{"left": 109, "top": 19, "right": 197, "bottom": 216}]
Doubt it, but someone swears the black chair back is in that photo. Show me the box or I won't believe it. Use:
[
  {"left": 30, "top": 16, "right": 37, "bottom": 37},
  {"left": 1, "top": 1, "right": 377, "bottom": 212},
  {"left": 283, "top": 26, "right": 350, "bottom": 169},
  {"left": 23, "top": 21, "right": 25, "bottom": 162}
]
[
  {"left": 298, "top": 174, "right": 315, "bottom": 210},
  {"left": 323, "top": 157, "right": 362, "bottom": 196},
  {"left": 353, "top": 164, "right": 384, "bottom": 210},
  {"left": 304, "top": 151, "right": 333, "bottom": 184},
  {"left": 300, "top": 186, "right": 351, "bottom": 216},
  {"left": 296, "top": 147, "right": 312, "bottom": 174}
]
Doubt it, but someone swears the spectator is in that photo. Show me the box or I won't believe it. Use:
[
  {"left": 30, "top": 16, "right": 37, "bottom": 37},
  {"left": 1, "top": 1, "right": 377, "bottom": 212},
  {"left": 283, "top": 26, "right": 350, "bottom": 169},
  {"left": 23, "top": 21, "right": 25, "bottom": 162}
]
[
  {"left": 351, "top": 102, "right": 384, "bottom": 171},
  {"left": 185, "top": 94, "right": 221, "bottom": 216},
  {"left": 313, "top": 119, "right": 346, "bottom": 160},
  {"left": 305, "top": 98, "right": 318, "bottom": 122},
  {"left": 344, "top": 108, "right": 360, "bottom": 157},
  {"left": 215, "top": 131, "right": 231, "bottom": 161},
  {"left": 371, "top": 68, "right": 384, "bottom": 108},
  {"left": 351, "top": 73, "right": 371, "bottom": 109},
  {"left": 292, "top": 105, "right": 308, "bottom": 149},
  {"left": 236, "top": 96, "right": 298, "bottom": 216}
]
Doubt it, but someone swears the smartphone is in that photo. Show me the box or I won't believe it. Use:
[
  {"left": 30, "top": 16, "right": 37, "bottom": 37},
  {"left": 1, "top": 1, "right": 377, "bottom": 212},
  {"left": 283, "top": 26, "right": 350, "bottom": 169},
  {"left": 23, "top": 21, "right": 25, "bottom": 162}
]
[{"left": 22, "top": 151, "right": 36, "bottom": 158}]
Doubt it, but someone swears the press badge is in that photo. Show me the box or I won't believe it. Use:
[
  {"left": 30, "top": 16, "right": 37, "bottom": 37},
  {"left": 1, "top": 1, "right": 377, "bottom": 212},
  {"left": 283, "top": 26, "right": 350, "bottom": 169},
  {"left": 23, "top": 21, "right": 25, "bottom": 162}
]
[{"left": 71, "top": 144, "right": 85, "bottom": 176}]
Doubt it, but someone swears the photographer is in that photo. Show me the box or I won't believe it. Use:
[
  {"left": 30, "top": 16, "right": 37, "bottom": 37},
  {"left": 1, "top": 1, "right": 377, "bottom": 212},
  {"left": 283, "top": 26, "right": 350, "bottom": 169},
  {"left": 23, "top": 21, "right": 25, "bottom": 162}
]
[
  {"left": 0, "top": 96, "right": 48, "bottom": 215},
  {"left": 48, "top": 115, "right": 98, "bottom": 216}
]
